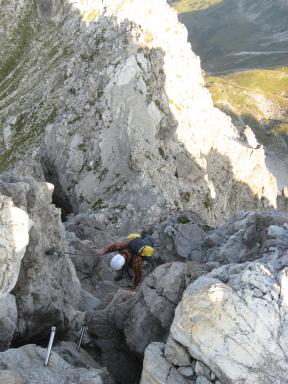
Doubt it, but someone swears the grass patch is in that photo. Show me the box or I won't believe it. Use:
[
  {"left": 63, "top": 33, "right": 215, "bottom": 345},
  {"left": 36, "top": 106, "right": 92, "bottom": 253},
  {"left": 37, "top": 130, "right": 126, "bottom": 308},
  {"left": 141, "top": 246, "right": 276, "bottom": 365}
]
[
  {"left": 177, "top": 215, "right": 191, "bottom": 224},
  {"left": 206, "top": 67, "right": 288, "bottom": 139},
  {"left": 171, "top": 0, "right": 222, "bottom": 13},
  {"left": 91, "top": 199, "right": 108, "bottom": 210}
]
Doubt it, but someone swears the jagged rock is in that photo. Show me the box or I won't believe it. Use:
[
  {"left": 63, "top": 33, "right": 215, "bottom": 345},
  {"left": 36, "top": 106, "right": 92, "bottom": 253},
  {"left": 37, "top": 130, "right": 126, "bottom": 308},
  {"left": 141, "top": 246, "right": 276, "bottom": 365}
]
[
  {"left": 203, "top": 210, "right": 288, "bottom": 264},
  {"left": 0, "top": 191, "right": 31, "bottom": 297},
  {"left": 277, "top": 188, "right": 288, "bottom": 211},
  {"left": 164, "top": 335, "right": 191, "bottom": 367},
  {"left": 139, "top": 210, "right": 288, "bottom": 384},
  {"left": 195, "top": 377, "right": 212, "bottom": 384},
  {"left": 0, "top": 370, "right": 24, "bottom": 384},
  {"left": 123, "top": 262, "right": 186, "bottom": 354},
  {"left": 85, "top": 262, "right": 186, "bottom": 382},
  {"left": 0, "top": 344, "right": 106, "bottom": 384},
  {"left": 194, "top": 361, "right": 211, "bottom": 381},
  {"left": 0, "top": 174, "right": 81, "bottom": 343},
  {"left": 177, "top": 366, "right": 194, "bottom": 379},
  {"left": 67, "top": 237, "right": 120, "bottom": 295},
  {"left": 54, "top": 341, "right": 101, "bottom": 369},
  {"left": 0, "top": 184, "right": 31, "bottom": 350},
  {"left": 0, "top": 295, "right": 17, "bottom": 351},
  {"left": 140, "top": 342, "right": 190, "bottom": 384},
  {"left": 1, "top": 0, "right": 278, "bottom": 233},
  {"left": 142, "top": 211, "right": 206, "bottom": 264},
  {"left": 65, "top": 214, "right": 111, "bottom": 243},
  {"left": 170, "top": 261, "right": 288, "bottom": 384},
  {"left": 79, "top": 289, "right": 101, "bottom": 312}
]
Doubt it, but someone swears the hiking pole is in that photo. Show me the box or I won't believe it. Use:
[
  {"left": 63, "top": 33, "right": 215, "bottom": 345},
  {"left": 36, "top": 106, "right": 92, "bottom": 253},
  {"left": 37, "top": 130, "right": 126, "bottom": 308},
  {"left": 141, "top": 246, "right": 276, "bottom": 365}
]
[
  {"left": 44, "top": 326, "right": 56, "bottom": 366},
  {"left": 76, "top": 323, "right": 87, "bottom": 352}
]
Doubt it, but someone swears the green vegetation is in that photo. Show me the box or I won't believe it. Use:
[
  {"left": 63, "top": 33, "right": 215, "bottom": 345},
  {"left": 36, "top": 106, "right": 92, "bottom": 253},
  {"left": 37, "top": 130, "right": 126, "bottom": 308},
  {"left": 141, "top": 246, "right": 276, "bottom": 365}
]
[
  {"left": 171, "top": 0, "right": 222, "bottom": 13},
  {"left": 203, "top": 193, "right": 212, "bottom": 209},
  {"left": 0, "top": 106, "right": 57, "bottom": 172},
  {"left": 158, "top": 147, "right": 165, "bottom": 159},
  {"left": 177, "top": 215, "right": 191, "bottom": 224},
  {"left": 91, "top": 199, "right": 108, "bottom": 210},
  {"left": 206, "top": 67, "right": 288, "bottom": 140},
  {"left": 0, "top": 3, "right": 74, "bottom": 172},
  {"left": 0, "top": 5, "right": 36, "bottom": 102}
]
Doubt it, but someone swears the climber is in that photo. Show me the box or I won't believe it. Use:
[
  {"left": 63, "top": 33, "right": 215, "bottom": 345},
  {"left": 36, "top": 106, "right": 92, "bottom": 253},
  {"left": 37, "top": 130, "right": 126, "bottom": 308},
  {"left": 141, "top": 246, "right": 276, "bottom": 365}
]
[{"left": 95, "top": 233, "right": 155, "bottom": 288}]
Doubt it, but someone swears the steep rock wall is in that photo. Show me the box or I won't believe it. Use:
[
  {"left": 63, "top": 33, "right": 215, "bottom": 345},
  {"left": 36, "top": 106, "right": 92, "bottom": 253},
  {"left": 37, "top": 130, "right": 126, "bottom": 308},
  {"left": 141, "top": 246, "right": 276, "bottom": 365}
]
[
  {"left": 0, "top": 0, "right": 277, "bottom": 232},
  {"left": 0, "top": 172, "right": 81, "bottom": 345}
]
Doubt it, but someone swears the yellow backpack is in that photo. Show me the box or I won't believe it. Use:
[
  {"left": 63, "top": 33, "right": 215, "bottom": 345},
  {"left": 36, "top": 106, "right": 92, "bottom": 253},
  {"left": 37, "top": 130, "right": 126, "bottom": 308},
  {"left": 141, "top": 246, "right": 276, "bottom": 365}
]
[{"left": 127, "top": 233, "right": 155, "bottom": 257}]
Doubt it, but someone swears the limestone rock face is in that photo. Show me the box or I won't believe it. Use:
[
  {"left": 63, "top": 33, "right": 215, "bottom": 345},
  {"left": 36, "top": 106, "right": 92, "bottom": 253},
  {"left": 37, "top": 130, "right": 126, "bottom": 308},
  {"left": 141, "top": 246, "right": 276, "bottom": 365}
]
[
  {"left": 0, "top": 295, "right": 17, "bottom": 351},
  {"left": 203, "top": 210, "right": 288, "bottom": 264},
  {"left": 1, "top": 0, "right": 278, "bottom": 233},
  {"left": 0, "top": 174, "right": 80, "bottom": 344},
  {"left": 0, "top": 344, "right": 106, "bottom": 384},
  {"left": 124, "top": 262, "right": 186, "bottom": 354},
  {"left": 140, "top": 343, "right": 190, "bottom": 384},
  {"left": 170, "top": 261, "right": 288, "bottom": 384},
  {"left": 0, "top": 181, "right": 31, "bottom": 350},
  {"left": 141, "top": 211, "right": 206, "bottom": 264},
  {"left": 85, "top": 262, "right": 186, "bottom": 382},
  {"left": 0, "top": 191, "right": 30, "bottom": 298},
  {"left": 140, "top": 210, "right": 288, "bottom": 384},
  {"left": 42, "top": 0, "right": 277, "bottom": 229}
]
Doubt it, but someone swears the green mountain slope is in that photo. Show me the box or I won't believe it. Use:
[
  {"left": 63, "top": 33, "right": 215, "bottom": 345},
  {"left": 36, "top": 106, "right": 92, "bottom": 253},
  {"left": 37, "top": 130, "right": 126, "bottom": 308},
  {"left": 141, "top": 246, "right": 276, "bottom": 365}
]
[{"left": 206, "top": 68, "right": 288, "bottom": 142}]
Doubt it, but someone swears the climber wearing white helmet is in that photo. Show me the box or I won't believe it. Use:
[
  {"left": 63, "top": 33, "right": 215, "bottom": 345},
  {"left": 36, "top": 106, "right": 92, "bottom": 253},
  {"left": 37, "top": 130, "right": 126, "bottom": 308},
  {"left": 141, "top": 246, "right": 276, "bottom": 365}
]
[
  {"left": 96, "top": 233, "right": 155, "bottom": 288},
  {"left": 110, "top": 254, "right": 125, "bottom": 271}
]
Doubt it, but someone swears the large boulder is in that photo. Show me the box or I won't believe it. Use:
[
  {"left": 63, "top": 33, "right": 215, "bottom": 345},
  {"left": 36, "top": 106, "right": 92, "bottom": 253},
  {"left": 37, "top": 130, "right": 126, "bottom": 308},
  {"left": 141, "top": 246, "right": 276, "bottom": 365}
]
[
  {"left": 142, "top": 211, "right": 207, "bottom": 264},
  {"left": 0, "top": 344, "right": 108, "bottom": 384},
  {"left": 170, "top": 261, "right": 288, "bottom": 384},
  {"left": 123, "top": 262, "right": 186, "bottom": 354},
  {"left": 0, "top": 191, "right": 31, "bottom": 298},
  {"left": 0, "top": 184, "right": 32, "bottom": 350},
  {"left": 0, "top": 174, "right": 81, "bottom": 344},
  {"left": 140, "top": 343, "right": 190, "bottom": 384},
  {"left": 139, "top": 210, "right": 288, "bottom": 384},
  {"left": 0, "top": 295, "right": 17, "bottom": 351},
  {"left": 85, "top": 262, "right": 186, "bottom": 382},
  {"left": 203, "top": 210, "right": 288, "bottom": 264}
]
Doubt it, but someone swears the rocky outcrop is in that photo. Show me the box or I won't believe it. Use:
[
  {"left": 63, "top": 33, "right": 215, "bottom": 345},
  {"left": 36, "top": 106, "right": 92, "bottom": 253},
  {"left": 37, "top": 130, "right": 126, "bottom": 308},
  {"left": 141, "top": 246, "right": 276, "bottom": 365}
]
[
  {"left": 0, "top": 173, "right": 81, "bottom": 346},
  {"left": 0, "top": 184, "right": 31, "bottom": 350},
  {"left": 170, "top": 261, "right": 288, "bottom": 384},
  {"left": 42, "top": 0, "right": 277, "bottom": 230},
  {"left": 0, "top": 343, "right": 110, "bottom": 384},
  {"left": 203, "top": 210, "right": 288, "bottom": 264},
  {"left": 0, "top": 295, "right": 17, "bottom": 351},
  {"left": 141, "top": 210, "right": 288, "bottom": 384},
  {"left": 1, "top": 0, "right": 278, "bottom": 233},
  {"left": 141, "top": 343, "right": 190, "bottom": 384},
  {"left": 84, "top": 262, "right": 186, "bottom": 382},
  {"left": 142, "top": 210, "right": 207, "bottom": 264},
  {"left": 1, "top": 0, "right": 288, "bottom": 383}
]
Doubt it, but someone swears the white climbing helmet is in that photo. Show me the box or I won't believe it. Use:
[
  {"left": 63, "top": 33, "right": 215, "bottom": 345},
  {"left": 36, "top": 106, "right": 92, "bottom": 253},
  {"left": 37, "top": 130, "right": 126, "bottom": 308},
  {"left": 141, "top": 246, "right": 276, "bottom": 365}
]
[{"left": 110, "top": 254, "right": 125, "bottom": 271}]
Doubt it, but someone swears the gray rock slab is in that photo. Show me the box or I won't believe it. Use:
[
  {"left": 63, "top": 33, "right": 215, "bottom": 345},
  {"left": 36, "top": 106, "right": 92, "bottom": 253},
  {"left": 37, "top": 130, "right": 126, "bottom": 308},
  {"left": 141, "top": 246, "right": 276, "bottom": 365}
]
[
  {"left": 0, "top": 344, "right": 104, "bottom": 384},
  {"left": 0, "top": 295, "right": 17, "bottom": 351}
]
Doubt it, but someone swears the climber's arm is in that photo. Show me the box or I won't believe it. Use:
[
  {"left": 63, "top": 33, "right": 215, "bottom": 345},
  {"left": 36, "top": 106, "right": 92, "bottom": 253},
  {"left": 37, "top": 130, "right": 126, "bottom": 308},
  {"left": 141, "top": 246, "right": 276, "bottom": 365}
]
[{"left": 96, "top": 241, "right": 129, "bottom": 256}]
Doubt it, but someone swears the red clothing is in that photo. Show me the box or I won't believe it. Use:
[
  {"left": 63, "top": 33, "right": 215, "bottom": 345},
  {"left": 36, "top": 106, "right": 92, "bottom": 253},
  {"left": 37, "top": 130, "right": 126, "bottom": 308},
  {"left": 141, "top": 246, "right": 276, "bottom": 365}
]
[{"left": 101, "top": 241, "right": 143, "bottom": 287}]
